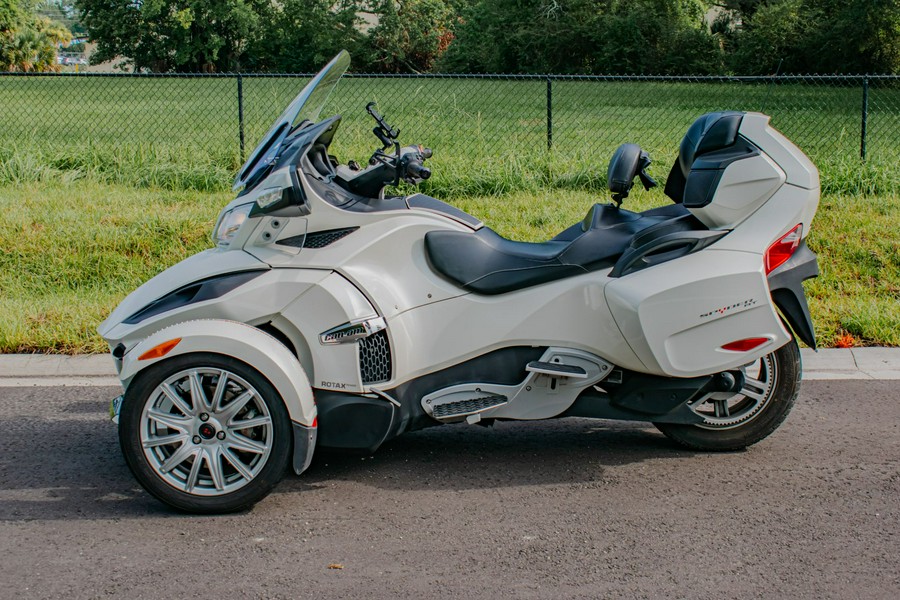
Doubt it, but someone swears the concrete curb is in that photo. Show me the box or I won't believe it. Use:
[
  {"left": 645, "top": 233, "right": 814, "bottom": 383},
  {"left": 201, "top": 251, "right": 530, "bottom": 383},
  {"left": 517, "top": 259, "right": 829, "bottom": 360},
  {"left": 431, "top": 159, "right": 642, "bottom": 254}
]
[{"left": 0, "top": 348, "right": 898, "bottom": 387}]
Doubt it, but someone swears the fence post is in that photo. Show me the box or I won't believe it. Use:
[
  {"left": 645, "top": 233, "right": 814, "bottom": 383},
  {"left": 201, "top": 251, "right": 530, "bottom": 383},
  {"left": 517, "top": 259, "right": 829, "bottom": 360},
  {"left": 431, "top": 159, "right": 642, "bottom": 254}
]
[
  {"left": 860, "top": 75, "right": 869, "bottom": 160},
  {"left": 237, "top": 73, "right": 245, "bottom": 162},
  {"left": 546, "top": 76, "right": 553, "bottom": 151}
]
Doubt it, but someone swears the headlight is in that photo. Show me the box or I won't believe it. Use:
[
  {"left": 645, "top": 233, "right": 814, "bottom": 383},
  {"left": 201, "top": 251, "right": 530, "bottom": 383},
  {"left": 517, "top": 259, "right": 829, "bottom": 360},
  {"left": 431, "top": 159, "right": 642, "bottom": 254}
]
[{"left": 213, "top": 203, "right": 253, "bottom": 246}]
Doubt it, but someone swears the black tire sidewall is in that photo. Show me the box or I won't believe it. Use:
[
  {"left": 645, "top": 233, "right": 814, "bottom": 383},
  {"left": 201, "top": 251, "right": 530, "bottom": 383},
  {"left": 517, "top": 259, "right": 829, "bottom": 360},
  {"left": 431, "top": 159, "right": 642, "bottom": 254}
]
[
  {"left": 119, "top": 352, "right": 292, "bottom": 514},
  {"left": 655, "top": 339, "right": 801, "bottom": 451}
]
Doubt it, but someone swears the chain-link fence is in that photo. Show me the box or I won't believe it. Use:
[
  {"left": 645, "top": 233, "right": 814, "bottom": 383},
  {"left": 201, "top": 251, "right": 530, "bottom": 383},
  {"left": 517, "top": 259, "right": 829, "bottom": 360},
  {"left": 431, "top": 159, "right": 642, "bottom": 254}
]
[{"left": 2, "top": 72, "right": 897, "bottom": 187}]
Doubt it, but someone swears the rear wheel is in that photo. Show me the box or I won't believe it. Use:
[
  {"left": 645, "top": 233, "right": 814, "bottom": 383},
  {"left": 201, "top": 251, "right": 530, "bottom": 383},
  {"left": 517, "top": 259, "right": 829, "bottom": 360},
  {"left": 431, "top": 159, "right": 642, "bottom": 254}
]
[
  {"left": 654, "top": 339, "right": 801, "bottom": 451},
  {"left": 119, "top": 353, "right": 291, "bottom": 514}
]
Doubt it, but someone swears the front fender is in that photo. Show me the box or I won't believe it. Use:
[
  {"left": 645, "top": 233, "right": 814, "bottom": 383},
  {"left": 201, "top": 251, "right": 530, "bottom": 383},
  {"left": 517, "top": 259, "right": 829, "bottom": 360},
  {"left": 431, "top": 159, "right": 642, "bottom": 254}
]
[
  {"left": 119, "top": 319, "right": 317, "bottom": 475},
  {"left": 120, "top": 319, "right": 316, "bottom": 427}
]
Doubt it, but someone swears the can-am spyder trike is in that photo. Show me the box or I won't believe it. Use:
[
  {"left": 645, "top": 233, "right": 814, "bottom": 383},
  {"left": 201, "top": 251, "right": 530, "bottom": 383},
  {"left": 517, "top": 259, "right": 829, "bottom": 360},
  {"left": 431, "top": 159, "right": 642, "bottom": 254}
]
[{"left": 100, "top": 51, "right": 820, "bottom": 513}]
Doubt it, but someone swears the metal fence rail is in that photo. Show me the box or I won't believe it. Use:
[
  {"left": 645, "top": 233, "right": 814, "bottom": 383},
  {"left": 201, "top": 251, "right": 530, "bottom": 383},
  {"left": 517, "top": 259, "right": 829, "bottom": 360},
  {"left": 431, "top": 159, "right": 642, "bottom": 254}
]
[{"left": 2, "top": 72, "right": 897, "bottom": 173}]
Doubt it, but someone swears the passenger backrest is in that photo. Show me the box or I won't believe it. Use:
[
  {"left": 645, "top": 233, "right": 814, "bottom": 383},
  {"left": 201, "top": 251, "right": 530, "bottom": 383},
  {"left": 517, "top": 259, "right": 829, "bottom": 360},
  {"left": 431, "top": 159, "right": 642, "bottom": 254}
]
[{"left": 664, "top": 111, "right": 745, "bottom": 204}]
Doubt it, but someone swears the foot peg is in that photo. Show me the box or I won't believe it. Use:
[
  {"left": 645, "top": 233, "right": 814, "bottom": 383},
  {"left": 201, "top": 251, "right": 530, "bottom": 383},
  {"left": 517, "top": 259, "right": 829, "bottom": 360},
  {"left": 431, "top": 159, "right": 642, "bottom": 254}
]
[
  {"left": 421, "top": 348, "right": 614, "bottom": 423},
  {"left": 428, "top": 393, "right": 508, "bottom": 421},
  {"left": 526, "top": 361, "right": 588, "bottom": 378}
]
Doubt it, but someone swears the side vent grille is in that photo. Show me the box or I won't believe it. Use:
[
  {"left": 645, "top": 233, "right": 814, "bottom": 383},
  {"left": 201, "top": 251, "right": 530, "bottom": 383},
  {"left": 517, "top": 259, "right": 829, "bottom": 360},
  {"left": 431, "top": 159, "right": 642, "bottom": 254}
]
[
  {"left": 278, "top": 227, "right": 358, "bottom": 249},
  {"left": 359, "top": 330, "right": 392, "bottom": 385}
]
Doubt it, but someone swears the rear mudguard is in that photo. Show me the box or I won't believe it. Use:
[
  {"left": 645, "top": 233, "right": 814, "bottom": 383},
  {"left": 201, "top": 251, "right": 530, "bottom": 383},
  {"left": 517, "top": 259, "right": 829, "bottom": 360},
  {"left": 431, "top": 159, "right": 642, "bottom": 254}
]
[
  {"left": 118, "top": 319, "right": 317, "bottom": 475},
  {"left": 767, "top": 241, "right": 819, "bottom": 349}
]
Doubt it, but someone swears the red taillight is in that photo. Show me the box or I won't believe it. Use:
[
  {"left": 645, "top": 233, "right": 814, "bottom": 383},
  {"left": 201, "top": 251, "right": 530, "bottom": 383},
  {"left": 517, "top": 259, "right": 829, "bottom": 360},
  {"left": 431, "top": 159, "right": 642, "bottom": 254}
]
[
  {"left": 721, "top": 337, "right": 769, "bottom": 352},
  {"left": 311, "top": 416, "right": 318, "bottom": 428},
  {"left": 765, "top": 224, "right": 803, "bottom": 274}
]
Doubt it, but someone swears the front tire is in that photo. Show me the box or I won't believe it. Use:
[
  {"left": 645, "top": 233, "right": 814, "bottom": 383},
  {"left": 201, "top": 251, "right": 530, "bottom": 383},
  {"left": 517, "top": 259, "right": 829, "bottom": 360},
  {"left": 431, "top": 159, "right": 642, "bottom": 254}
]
[
  {"left": 119, "top": 353, "right": 291, "bottom": 514},
  {"left": 654, "top": 339, "right": 801, "bottom": 451}
]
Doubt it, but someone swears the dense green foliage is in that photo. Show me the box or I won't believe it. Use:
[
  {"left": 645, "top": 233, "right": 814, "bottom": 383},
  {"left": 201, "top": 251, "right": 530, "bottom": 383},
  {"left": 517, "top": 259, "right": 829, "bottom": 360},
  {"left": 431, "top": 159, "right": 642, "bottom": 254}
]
[
  {"left": 716, "top": 0, "right": 900, "bottom": 74},
  {"left": 76, "top": 0, "right": 267, "bottom": 72},
  {"left": 1, "top": 0, "right": 71, "bottom": 71},
  {"left": 360, "top": 0, "right": 456, "bottom": 72},
  {"left": 71, "top": 0, "right": 900, "bottom": 74},
  {"left": 439, "top": 0, "right": 722, "bottom": 74},
  {"left": 244, "top": 0, "right": 359, "bottom": 73}
]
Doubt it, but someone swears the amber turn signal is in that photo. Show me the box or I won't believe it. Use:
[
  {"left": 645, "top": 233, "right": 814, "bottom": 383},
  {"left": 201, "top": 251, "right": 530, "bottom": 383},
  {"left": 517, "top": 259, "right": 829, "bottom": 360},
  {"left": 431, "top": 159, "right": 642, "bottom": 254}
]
[{"left": 138, "top": 338, "right": 182, "bottom": 361}]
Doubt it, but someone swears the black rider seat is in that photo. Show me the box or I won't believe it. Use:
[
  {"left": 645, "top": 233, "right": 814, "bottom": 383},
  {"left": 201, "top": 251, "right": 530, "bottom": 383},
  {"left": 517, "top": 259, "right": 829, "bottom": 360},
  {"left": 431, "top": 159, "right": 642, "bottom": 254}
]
[{"left": 425, "top": 203, "right": 690, "bottom": 295}]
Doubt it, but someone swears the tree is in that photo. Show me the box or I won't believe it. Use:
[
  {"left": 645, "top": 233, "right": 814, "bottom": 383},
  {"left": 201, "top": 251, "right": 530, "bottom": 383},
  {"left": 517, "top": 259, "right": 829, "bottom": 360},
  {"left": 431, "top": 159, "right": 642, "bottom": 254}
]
[
  {"left": 438, "top": 0, "right": 604, "bottom": 73},
  {"left": 720, "top": 0, "right": 806, "bottom": 74},
  {"left": 439, "top": 0, "right": 722, "bottom": 74},
  {"left": 718, "top": 0, "right": 900, "bottom": 74},
  {"left": 245, "top": 0, "right": 360, "bottom": 73},
  {"left": 359, "top": 0, "right": 456, "bottom": 73},
  {"left": 1, "top": 0, "right": 71, "bottom": 71},
  {"left": 592, "top": 0, "right": 722, "bottom": 74},
  {"left": 801, "top": 0, "right": 900, "bottom": 74},
  {"left": 76, "top": 0, "right": 266, "bottom": 72}
]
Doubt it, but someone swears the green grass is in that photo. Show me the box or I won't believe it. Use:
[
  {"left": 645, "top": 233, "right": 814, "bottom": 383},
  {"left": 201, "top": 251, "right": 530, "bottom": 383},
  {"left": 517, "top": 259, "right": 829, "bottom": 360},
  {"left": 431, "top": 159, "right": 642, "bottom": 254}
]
[
  {"left": 1, "top": 177, "right": 897, "bottom": 353},
  {"left": 0, "top": 181, "right": 229, "bottom": 353},
  {"left": 1, "top": 75, "right": 898, "bottom": 351}
]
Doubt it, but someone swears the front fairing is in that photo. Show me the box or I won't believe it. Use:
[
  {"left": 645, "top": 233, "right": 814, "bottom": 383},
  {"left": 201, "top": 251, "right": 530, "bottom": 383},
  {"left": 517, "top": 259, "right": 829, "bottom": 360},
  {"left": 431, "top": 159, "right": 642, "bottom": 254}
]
[
  {"left": 97, "top": 248, "right": 270, "bottom": 342},
  {"left": 101, "top": 58, "right": 352, "bottom": 349}
]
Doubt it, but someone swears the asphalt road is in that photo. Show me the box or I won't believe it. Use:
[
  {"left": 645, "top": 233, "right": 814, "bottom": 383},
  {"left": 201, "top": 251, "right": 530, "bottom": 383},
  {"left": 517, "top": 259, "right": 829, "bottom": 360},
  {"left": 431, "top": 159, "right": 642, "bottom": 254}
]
[{"left": 0, "top": 381, "right": 897, "bottom": 599}]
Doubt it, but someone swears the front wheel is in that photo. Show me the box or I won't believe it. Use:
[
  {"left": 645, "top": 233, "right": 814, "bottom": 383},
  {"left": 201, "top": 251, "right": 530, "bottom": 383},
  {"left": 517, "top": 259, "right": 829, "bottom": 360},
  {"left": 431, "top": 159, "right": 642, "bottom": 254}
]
[
  {"left": 654, "top": 339, "right": 801, "bottom": 451},
  {"left": 119, "top": 353, "right": 292, "bottom": 514}
]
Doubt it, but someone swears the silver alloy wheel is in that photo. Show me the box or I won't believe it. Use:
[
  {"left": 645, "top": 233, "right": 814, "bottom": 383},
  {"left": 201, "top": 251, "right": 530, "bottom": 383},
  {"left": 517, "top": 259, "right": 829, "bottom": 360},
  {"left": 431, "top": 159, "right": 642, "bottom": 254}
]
[
  {"left": 689, "top": 353, "right": 779, "bottom": 430},
  {"left": 139, "top": 368, "right": 274, "bottom": 496}
]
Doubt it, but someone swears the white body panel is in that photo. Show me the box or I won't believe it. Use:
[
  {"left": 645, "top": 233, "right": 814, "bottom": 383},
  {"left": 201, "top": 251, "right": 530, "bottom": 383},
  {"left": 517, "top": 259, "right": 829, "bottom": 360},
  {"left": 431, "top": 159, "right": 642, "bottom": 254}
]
[
  {"left": 387, "top": 272, "right": 646, "bottom": 382},
  {"left": 691, "top": 152, "right": 785, "bottom": 229},
  {"left": 739, "top": 113, "right": 819, "bottom": 191},
  {"left": 605, "top": 249, "right": 789, "bottom": 377},
  {"left": 99, "top": 248, "right": 268, "bottom": 334}
]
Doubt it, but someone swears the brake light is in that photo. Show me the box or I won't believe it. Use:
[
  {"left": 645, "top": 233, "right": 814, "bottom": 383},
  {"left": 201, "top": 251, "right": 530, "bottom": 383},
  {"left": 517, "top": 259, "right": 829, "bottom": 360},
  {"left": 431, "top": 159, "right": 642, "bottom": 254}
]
[
  {"left": 138, "top": 338, "right": 181, "bottom": 361},
  {"left": 765, "top": 224, "right": 803, "bottom": 274},
  {"left": 721, "top": 337, "right": 769, "bottom": 352}
]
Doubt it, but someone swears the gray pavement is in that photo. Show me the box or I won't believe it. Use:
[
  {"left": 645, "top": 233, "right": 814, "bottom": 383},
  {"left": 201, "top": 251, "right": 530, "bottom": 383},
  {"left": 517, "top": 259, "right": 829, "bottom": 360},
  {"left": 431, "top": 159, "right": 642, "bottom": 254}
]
[
  {"left": 0, "top": 380, "right": 897, "bottom": 599},
  {"left": 1, "top": 348, "right": 899, "bottom": 386}
]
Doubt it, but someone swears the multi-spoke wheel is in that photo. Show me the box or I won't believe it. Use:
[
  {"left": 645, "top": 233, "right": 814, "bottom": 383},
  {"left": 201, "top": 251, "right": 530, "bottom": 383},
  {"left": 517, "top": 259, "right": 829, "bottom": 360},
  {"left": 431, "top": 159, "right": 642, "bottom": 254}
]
[
  {"left": 120, "top": 353, "right": 291, "bottom": 513},
  {"left": 654, "top": 339, "right": 801, "bottom": 451}
]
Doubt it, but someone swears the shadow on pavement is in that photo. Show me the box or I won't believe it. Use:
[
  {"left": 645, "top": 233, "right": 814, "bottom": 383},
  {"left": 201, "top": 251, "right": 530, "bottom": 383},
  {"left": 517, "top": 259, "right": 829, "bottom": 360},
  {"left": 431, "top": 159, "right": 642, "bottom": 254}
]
[
  {"left": 0, "top": 392, "right": 696, "bottom": 522},
  {"left": 275, "top": 418, "right": 695, "bottom": 495}
]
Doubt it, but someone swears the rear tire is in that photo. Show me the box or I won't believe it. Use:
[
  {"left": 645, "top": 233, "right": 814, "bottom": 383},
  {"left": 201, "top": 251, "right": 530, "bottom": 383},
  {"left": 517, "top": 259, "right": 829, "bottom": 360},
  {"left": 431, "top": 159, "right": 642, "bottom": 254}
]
[
  {"left": 119, "top": 353, "right": 292, "bottom": 514},
  {"left": 654, "top": 339, "right": 801, "bottom": 451}
]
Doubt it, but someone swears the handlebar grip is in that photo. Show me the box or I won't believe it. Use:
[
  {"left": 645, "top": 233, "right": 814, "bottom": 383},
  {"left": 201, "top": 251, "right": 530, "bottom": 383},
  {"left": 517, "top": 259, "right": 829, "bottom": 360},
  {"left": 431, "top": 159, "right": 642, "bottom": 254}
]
[{"left": 407, "top": 160, "right": 431, "bottom": 180}]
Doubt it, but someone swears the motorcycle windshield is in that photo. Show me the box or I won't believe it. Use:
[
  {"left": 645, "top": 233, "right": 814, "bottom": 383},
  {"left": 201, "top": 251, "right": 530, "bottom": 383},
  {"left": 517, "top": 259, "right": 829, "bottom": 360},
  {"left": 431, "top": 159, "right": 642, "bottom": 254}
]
[{"left": 233, "top": 50, "right": 351, "bottom": 191}]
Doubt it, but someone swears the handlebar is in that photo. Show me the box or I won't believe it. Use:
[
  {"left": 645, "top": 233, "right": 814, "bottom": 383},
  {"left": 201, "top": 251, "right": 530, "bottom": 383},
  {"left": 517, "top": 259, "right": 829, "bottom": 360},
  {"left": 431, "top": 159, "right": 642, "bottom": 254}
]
[{"left": 406, "top": 159, "right": 431, "bottom": 180}]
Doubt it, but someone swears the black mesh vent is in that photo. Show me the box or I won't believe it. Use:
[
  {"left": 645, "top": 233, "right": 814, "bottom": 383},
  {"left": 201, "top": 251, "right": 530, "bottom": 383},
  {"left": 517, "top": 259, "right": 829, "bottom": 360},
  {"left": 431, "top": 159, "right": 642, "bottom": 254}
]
[
  {"left": 359, "top": 330, "right": 392, "bottom": 384},
  {"left": 278, "top": 227, "right": 358, "bottom": 249}
]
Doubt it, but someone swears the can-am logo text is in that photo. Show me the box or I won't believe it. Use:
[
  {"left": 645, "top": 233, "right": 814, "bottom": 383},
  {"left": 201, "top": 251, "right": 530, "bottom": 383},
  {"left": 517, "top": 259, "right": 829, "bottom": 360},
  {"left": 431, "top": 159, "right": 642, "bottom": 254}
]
[{"left": 699, "top": 298, "right": 757, "bottom": 319}]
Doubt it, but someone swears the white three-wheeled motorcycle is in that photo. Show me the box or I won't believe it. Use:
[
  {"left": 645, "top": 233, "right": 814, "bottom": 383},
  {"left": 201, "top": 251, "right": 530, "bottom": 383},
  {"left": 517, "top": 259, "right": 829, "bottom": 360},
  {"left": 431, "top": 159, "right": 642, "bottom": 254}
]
[{"left": 100, "top": 52, "right": 820, "bottom": 513}]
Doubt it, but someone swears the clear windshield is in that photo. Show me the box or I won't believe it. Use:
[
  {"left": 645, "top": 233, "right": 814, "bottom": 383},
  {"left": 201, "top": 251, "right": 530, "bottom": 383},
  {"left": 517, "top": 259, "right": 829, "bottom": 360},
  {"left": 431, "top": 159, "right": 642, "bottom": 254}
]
[{"left": 233, "top": 50, "right": 351, "bottom": 191}]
